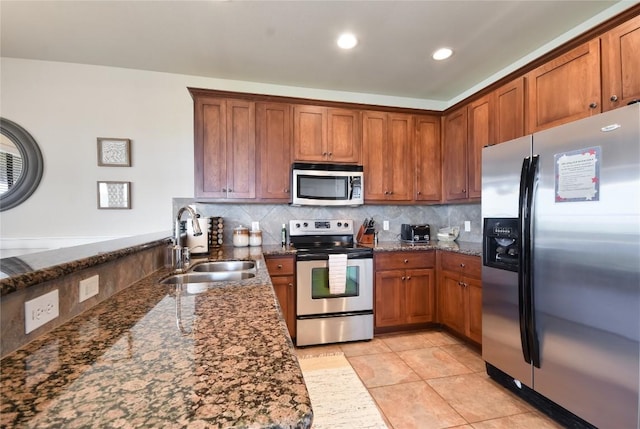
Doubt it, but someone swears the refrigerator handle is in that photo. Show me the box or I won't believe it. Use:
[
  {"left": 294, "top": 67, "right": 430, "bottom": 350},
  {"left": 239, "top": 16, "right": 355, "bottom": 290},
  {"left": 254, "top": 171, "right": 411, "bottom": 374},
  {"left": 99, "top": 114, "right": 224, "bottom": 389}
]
[
  {"left": 525, "top": 155, "right": 541, "bottom": 367},
  {"left": 517, "top": 157, "right": 532, "bottom": 364}
]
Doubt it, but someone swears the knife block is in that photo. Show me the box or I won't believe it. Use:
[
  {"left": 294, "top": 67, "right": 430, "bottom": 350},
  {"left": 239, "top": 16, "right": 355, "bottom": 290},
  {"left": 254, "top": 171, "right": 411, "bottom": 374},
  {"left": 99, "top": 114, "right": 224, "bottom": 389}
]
[{"left": 356, "top": 225, "right": 375, "bottom": 246}]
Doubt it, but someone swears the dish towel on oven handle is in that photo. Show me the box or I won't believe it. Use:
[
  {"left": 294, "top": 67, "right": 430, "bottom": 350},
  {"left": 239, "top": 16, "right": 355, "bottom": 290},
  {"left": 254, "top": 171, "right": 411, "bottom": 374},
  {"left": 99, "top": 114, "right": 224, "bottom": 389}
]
[{"left": 328, "top": 254, "right": 348, "bottom": 295}]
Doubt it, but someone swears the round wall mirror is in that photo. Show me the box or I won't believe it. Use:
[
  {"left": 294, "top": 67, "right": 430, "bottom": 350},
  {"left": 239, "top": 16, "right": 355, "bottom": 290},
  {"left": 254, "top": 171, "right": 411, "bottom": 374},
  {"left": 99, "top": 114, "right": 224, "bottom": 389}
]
[{"left": 0, "top": 118, "right": 44, "bottom": 211}]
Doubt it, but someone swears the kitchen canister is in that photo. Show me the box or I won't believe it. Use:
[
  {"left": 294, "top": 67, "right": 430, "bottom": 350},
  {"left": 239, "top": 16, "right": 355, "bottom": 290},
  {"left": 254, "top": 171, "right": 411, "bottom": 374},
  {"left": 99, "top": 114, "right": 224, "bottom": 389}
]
[
  {"left": 232, "top": 225, "right": 250, "bottom": 247},
  {"left": 249, "top": 230, "right": 262, "bottom": 247}
]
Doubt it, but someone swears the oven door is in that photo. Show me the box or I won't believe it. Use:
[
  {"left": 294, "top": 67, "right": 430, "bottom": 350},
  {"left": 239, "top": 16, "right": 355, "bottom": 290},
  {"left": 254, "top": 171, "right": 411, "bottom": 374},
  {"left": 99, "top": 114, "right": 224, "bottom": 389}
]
[{"left": 296, "top": 257, "right": 373, "bottom": 316}]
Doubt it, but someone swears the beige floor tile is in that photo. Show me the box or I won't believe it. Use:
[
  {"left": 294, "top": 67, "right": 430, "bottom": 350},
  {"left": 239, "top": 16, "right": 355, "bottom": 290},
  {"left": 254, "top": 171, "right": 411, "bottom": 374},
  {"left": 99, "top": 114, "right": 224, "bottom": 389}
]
[
  {"left": 379, "top": 332, "right": 436, "bottom": 352},
  {"left": 369, "top": 381, "right": 467, "bottom": 429},
  {"left": 440, "top": 343, "right": 486, "bottom": 373},
  {"left": 471, "top": 411, "right": 565, "bottom": 428},
  {"left": 398, "top": 347, "right": 474, "bottom": 379},
  {"left": 339, "top": 337, "right": 392, "bottom": 357},
  {"left": 428, "top": 373, "right": 532, "bottom": 423},
  {"left": 421, "top": 330, "right": 462, "bottom": 346},
  {"left": 348, "top": 352, "right": 421, "bottom": 388}
]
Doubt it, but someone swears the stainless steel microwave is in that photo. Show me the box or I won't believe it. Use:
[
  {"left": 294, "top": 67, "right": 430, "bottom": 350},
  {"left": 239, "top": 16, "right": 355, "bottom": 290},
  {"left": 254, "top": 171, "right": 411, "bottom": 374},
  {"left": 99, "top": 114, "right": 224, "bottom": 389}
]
[{"left": 291, "top": 162, "right": 364, "bottom": 206}]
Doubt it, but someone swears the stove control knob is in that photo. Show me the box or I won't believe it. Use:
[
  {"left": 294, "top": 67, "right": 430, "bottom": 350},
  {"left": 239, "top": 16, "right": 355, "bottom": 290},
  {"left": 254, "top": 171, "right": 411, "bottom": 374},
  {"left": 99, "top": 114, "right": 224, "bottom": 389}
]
[
  {"left": 337, "top": 222, "right": 342, "bottom": 227},
  {"left": 303, "top": 222, "right": 308, "bottom": 227},
  {"left": 344, "top": 222, "right": 349, "bottom": 228},
  {"left": 295, "top": 223, "right": 301, "bottom": 228}
]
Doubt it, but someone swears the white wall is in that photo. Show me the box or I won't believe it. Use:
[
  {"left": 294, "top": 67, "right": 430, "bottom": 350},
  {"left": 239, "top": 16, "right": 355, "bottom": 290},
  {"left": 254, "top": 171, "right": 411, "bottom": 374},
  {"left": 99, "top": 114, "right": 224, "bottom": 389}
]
[{"left": 0, "top": 58, "right": 439, "bottom": 248}]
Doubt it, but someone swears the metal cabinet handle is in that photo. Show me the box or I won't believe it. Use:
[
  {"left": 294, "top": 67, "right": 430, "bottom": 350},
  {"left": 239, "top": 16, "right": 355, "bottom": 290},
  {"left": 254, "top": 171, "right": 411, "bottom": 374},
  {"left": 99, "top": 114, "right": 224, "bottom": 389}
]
[
  {"left": 460, "top": 263, "right": 465, "bottom": 268},
  {"left": 222, "top": 188, "right": 227, "bottom": 192},
  {"left": 610, "top": 95, "right": 618, "bottom": 102},
  {"left": 277, "top": 264, "right": 283, "bottom": 269},
  {"left": 288, "top": 283, "right": 293, "bottom": 288},
  {"left": 403, "top": 259, "right": 409, "bottom": 264},
  {"left": 406, "top": 276, "right": 411, "bottom": 280},
  {"left": 589, "top": 102, "right": 598, "bottom": 109},
  {"left": 416, "top": 191, "right": 421, "bottom": 195},
  {"left": 462, "top": 189, "right": 466, "bottom": 193},
  {"left": 401, "top": 276, "right": 406, "bottom": 280}
]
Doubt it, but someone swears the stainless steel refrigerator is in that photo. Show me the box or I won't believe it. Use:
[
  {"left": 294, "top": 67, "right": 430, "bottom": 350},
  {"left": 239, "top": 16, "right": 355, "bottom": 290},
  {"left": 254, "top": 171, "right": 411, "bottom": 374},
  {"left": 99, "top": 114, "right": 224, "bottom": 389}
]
[{"left": 481, "top": 103, "right": 640, "bottom": 428}]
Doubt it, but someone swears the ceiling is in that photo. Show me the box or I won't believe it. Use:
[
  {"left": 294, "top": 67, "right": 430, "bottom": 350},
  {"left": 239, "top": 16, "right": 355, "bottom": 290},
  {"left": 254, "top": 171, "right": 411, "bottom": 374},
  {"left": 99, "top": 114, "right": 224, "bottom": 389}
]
[{"left": 0, "top": 1, "right": 633, "bottom": 108}]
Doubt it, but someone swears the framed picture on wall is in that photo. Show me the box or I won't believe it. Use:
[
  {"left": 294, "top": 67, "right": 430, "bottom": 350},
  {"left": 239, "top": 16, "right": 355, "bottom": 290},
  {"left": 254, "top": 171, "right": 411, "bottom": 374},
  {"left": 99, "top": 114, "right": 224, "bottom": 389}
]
[
  {"left": 97, "top": 181, "right": 131, "bottom": 209},
  {"left": 97, "top": 138, "right": 131, "bottom": 166}
]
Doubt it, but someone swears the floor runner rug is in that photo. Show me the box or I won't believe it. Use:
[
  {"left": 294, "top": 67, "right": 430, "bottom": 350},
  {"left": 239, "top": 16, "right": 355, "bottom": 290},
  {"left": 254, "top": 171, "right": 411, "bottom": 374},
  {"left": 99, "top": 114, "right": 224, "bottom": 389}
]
[{"left": 298, "top": 353, "right": 388, "bottom": 429}]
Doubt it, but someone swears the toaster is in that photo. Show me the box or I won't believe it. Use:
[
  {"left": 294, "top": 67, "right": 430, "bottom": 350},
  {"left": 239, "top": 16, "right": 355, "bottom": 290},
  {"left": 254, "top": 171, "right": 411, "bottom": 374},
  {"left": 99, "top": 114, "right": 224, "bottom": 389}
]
[{"left": 401, "top": 224, "right": 431, "bottom": 243}]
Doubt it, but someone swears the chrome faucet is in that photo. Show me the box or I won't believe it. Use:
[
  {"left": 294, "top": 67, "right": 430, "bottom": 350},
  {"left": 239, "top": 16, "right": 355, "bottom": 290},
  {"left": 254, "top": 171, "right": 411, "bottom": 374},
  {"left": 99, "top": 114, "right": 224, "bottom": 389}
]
[{"left": 174, "top": 205, "right": 203, "bottom": 246}]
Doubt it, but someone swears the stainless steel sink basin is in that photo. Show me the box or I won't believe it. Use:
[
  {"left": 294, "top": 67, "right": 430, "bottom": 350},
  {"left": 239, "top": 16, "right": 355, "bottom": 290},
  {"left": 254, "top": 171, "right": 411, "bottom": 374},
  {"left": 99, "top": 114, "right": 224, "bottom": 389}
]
[
  {"left": 160, "top": 271, "right": 255, "bottom": 285},
  {"left": 191, "top": 260, "right": 256, "bottom": 272}
]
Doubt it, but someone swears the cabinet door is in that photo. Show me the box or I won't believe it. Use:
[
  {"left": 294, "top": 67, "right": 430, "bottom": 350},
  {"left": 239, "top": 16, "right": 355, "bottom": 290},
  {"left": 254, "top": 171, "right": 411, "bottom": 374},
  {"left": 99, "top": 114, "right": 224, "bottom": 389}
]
[
  {"left": 387, "top": 114, "right": 413, "bottom": 201},
  {"left": 494, "top": 77, "right": 525, "bottom": 144},
  {"left": 362, "top": 111, "right": 388, "bottom": 201},
  {"left": 271, "top": 275, "right": 296, "bottom": 338},
  {"left": 195, "top": 97, "right": 227, "bottom": 198},
  {"left": 414, "top": 115, "right": 441, "bottom": 202},
  {"left": 226, "top": 99, "right": 256, "bottom": 199},
  {"left": 442, "top": 107, "right": 469, "bottom": 202},
  {"left": 601, "top": 14, "right": 640, "bottom": 111},
  {"left": 466, "top": 276, "right": 482, "bottom": 344},
  {"left": 439, "top": 271, "right": 465, "bottom": 335},
  {"left": 526, "top": 39, "right": 601, "bottom": 133},
  {"left": 327, "top": 108, "right": 361, "bottom": 163},
  {"left": 256, "top": 102, "right": 292, "bottom": 201},
  {"left": 405, "top": 268, "right": 435, "bottom": 324},
  {"left": 467, "top": 95, "right": 493, "bottom": 199},
  {"left": 375, "top": 270, "right": 405, "bottom": 328},
  {"left": 293, "top": 105, "right": 327, "bottom": 162}
]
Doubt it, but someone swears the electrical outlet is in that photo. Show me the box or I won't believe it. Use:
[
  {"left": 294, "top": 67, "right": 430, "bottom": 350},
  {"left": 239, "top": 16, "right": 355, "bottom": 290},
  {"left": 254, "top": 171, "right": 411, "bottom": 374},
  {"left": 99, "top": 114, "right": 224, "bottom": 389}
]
[
  {"left": 464, "top": 221, "right": 471, "bottom": 232},
  {"left": 79, "top": 275, "right": 99, "bottom": 302},
  {"left": 25, "top": 289, "right": 59, "bottom": 334},
  {"left": 383, "top": 220, "right": 390, "bottom": 231}
]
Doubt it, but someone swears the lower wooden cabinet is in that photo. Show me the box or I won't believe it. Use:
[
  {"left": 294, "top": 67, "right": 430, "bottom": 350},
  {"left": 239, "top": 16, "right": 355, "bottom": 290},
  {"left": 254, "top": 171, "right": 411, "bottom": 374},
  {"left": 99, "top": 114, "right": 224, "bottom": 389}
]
[
  {"left": 265, "top": 255, "right": 296, "bottom": 338},
  {"left": 374, "top": 251, "right": 436, "bottom": 331},
  {"left": 437, "top": 252, "right": 482, "bottom": 344}
]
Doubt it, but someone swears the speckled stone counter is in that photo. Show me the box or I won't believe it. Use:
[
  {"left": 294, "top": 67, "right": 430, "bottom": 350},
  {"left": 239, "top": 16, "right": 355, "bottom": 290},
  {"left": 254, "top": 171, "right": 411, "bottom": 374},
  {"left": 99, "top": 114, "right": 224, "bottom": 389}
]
[
  {"left": 369, "top": 240, "right": 482, "bottom": 257},
  {"left": 0, "top": 248, "right": 313, "bottom": 429}
]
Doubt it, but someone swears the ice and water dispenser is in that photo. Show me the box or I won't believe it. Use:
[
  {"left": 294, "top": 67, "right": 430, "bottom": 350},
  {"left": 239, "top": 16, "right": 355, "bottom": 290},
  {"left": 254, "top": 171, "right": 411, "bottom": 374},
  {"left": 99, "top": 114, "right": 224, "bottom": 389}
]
[{"left": 483, "top": 218, "right": 519, "bottom": 272}]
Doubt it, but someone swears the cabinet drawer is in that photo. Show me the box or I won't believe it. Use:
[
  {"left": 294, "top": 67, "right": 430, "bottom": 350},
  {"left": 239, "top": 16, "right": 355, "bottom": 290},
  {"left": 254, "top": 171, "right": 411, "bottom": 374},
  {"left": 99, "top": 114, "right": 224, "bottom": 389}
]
[
  {"left": 265, "top": 256, "right": 295, "bottom": 276},
  {"left": 375, "top": 251, "right": 435, "bottom": 270},
  {"left": 440, "top": 252, "right": 481, "bottom": 278}
]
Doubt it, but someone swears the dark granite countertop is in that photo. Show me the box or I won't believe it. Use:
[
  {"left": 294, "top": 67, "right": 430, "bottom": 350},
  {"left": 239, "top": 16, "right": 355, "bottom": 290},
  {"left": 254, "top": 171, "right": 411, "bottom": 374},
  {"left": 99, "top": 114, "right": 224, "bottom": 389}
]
[{"left": 0, "top": 248, "right": 313, "bottom": 429}]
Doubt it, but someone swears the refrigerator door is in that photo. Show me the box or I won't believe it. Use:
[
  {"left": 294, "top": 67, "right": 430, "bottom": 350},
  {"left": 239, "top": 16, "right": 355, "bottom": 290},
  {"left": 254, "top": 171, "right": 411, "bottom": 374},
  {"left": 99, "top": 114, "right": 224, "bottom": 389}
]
[
  {"left": 482, "top": 135, "right": 533, "bottom": 386},
  {"left": 531, "top": 104, "right": 640, "bottom": 428}
]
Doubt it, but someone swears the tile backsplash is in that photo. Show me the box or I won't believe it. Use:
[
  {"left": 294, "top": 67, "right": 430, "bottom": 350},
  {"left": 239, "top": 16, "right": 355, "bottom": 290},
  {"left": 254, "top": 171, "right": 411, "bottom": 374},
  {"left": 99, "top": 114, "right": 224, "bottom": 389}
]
[{"left": 173, "top": 200, "right": 482, "bottom": 245}]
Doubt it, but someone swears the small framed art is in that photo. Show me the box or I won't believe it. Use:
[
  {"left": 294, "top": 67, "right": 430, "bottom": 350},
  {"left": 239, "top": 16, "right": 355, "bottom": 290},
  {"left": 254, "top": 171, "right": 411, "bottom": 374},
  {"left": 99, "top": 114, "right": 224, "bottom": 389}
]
[
  {"left": 97, "top": 181, "right": 131, "bottom": 209},
  {"left": 97, "top": 138, "right": 131, "bottom": 166}
]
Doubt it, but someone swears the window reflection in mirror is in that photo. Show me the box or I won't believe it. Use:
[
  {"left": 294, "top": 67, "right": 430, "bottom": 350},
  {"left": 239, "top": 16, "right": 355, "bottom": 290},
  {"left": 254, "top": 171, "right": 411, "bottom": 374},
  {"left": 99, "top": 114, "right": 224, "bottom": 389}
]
[{"left": 0, "top": 118, "right": 44, "bottom": 211}]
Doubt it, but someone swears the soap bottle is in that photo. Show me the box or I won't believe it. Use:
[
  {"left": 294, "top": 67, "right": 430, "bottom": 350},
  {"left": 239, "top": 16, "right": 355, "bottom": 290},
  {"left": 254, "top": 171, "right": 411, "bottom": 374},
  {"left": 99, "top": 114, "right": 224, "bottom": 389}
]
[{"left": 281, "top": 223, "right": 287, "bottom": 247}]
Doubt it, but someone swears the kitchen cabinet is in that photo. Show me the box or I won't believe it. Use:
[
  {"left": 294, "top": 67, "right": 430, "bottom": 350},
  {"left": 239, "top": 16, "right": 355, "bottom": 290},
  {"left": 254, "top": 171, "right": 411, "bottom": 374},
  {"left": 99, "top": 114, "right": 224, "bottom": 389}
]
[
  {"left": 374, "top": 251, "right": 436, "bottom": 332},
  {"left": 467, "top": 94, "right": 493, "bottom": 199},
  {"left": 526, "top": 39, "right": 601, "bottom": 133},
  {"left": 363, "top": 111, "right": 413, "bottom": 202},
  {"left": 601, "top": 14, "right": 640, "bottom": 111},
  {"left": 414, "top": 115, "right": 442, "bottom": 202},
  {"left": 265, "top": 255, "right": 296, "bottom": 338},
  {"left": 193, "top": 96, "right": 256, "bottom": 199},
  {"left": 441, "top": 106, "right": 469, "bottom": 202},
  {"left": 293, "top": 105, "right": 361, "bottom": 163},
  {"left": 256, "top": 102, "right": 293, "bottom": 201},
  {"left": 438, "top": 252, "right": 482, "bottom": 344},
  {"left": 494, "top": 77, "right": 525, "bottom": 144}
]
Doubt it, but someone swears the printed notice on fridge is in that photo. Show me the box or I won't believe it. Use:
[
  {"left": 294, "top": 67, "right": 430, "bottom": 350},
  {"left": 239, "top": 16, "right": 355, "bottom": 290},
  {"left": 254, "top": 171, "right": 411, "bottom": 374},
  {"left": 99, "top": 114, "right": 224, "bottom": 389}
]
[{"left": 554, "top": 146, "right": 600, "bottom": 203}]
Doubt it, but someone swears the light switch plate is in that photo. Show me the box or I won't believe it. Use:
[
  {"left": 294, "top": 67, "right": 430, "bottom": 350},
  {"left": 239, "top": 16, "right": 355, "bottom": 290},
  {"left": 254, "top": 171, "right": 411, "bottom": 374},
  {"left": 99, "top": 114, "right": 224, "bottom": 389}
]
[
  {"left": 79, "top": 275, "right": 99, "bottom": 302},
  {"left": 383, "top": 220, "right": 389, "bottom": 231},
  {"left": 25, "top": 289, "right": 59, "bottom": 334},
  {"left": 464, "top": 221, "right": 471, "bottom": 232}
]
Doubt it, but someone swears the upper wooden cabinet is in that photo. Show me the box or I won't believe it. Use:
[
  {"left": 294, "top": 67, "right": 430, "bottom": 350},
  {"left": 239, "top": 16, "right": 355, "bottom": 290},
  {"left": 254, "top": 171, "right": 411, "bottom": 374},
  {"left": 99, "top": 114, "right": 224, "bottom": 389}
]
[
  {"left": 601, "top": 14, "right": 640, "bottom": 111},
  {"left": 526, "top": 39, "right": 601, "bottom": 133},
  {"left": 414, "top": 115, "right": 442, "bottom": 202},
  {"left": 494, "top": 77, "right": 525, "bottom": 144},
  {"left": 193, "top": 96, "right": 256, "bottom": 199},
  {"left": 256, "top": 102, "right": 292, "bottom": 201},
  {"left": 441, "top": 106, "right": 469, "bottom": 202},
  {"left": 467, "top": 95, "right": 493, "bottom": 199},
  {"left": 363, "top": 111, "right": 413, "bottom": 202},
  {"left": 293, "top": 105, "right": 361, "bottom": 163}
]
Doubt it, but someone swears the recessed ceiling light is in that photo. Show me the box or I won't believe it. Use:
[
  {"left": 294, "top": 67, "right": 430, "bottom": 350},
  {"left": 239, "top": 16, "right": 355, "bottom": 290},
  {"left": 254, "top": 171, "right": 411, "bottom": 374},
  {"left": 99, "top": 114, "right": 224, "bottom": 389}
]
[
  {"left": 337, "top": 33, "right": 358, "bottom": 50},
  {"left": 432, "top": 47, "right": 453, "bottom": 61}
]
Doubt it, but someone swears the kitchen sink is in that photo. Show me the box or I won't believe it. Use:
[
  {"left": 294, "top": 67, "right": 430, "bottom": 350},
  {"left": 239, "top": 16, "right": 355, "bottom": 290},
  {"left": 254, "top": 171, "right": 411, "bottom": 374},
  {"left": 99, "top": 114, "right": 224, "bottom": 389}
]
[
  {"left": 190, "top": 260, "right": 256, "bottom": 272},
  {"left": 160, "top": 271, "right": 256, "bottom": 285}
]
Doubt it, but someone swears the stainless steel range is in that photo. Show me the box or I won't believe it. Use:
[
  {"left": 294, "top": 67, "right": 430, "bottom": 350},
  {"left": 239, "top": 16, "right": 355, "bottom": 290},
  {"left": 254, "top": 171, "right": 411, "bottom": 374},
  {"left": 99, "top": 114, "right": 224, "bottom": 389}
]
[{"left": 290, "top": 219, "right": 374, "bottom": 347}]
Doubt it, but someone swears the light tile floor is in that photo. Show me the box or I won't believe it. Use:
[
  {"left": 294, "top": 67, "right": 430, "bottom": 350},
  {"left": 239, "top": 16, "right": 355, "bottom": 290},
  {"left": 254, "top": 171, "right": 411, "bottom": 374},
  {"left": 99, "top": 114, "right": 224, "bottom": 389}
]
[{"left": 296, "top": 330, "right": 564, "bottom": 429}]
